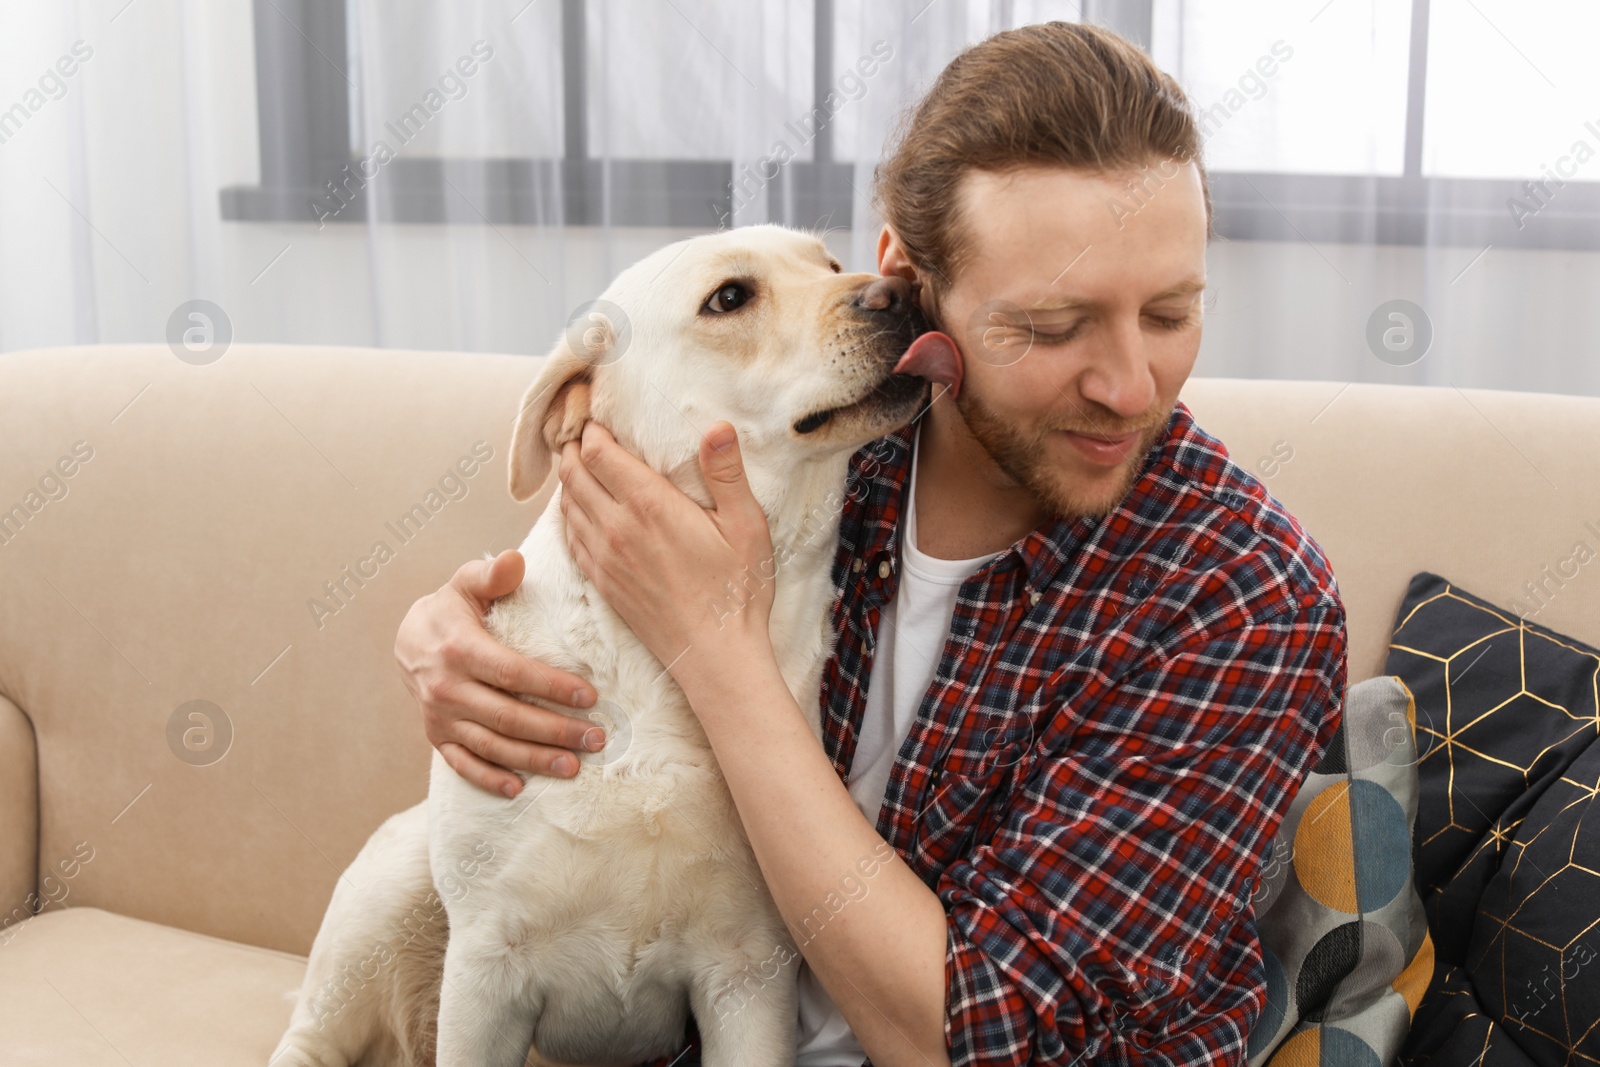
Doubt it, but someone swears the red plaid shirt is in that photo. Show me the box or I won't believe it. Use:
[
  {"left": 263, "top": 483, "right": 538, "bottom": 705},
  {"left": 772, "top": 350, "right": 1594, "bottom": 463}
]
[{"left": 649, "top": 398, "right": 1347, "bottom": 1066}]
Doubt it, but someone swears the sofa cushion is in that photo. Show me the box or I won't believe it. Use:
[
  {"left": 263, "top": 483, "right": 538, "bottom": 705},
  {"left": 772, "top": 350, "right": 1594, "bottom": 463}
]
[
  {"left": 0, "top": 693, "right": 37, "bottom": 931},
  {"left": 0, "top": 906, "right": 303, "bottom": 1064},
  {"left": 1248, "top": 675, "right": 1433, "bottom": 1066},
  {"left": 1387, "top": 571, "right": 1600, "bottom": 1064}
]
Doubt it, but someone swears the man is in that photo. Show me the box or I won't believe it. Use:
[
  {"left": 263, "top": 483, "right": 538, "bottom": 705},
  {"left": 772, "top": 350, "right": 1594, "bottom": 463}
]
[{"left": 395, "top": 20, "right": 1346, "bottom": 1067}]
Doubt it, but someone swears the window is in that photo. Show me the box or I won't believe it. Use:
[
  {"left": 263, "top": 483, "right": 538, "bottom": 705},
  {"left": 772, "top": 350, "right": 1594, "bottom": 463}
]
[{"left": 222, "top": 0, "right": 1600, "bottom": 250}]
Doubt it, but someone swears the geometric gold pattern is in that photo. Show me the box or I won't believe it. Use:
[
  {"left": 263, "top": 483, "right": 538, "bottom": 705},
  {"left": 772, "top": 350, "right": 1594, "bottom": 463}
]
[{"left": 1386, "top": 572, "right": 1600, "bottom": 1066}]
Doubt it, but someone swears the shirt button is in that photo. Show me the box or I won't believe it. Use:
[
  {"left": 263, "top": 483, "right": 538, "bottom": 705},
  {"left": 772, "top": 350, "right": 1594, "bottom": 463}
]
[
  {"left": 1029, "top": 590, "right": 1041, "bottom": 606},
  {"left": 851, "top": 558, "right": 864, "bottom": 573},
  {"left": 878, "top": 560, "right": 891, "bottom": 579}
]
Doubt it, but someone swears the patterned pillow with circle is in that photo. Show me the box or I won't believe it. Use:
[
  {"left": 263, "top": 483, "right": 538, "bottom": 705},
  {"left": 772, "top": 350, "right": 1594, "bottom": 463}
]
[
  {"left": 1385, "top": 572, "right": 1600, "bottom": 1066},
  {"left": 1246, "top": 674, "right": 1434, "bottom": 1066}
]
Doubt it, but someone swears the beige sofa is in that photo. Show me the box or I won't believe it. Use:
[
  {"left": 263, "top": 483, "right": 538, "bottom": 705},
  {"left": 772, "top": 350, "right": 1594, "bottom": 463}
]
[{"left": 2, "top": 343, "right": 1598, "bottom": 1064}]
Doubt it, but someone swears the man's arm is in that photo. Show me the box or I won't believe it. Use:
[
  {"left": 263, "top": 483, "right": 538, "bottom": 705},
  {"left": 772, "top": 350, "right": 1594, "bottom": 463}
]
[
  {"left": 934, "top": 592, "right": 1347, "bottom": 1064},
  {"left": 671, "top": 647, "right": 953, "bottom": 1067}
]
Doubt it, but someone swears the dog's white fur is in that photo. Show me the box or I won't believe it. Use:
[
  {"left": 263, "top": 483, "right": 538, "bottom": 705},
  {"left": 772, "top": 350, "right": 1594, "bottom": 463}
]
[{"left": 270, "top": 225, "right": 933, "bottom": 1067}]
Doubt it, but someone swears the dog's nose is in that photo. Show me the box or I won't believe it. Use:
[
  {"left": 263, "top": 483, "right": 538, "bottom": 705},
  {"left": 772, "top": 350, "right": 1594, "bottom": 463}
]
[{"left": 855, "top": 275, "right": 914, "bottom": 314}]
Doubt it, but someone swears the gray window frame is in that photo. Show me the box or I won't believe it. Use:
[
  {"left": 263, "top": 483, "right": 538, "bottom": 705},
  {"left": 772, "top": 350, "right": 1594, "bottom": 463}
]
[{"left": 219, "top": 0, "right": 1600, "bottom": 250}]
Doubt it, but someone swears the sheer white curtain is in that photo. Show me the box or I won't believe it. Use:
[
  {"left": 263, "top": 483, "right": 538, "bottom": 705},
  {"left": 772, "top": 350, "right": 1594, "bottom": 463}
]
[
  {"left": 1, "top": 0, "right": 1595, "bottom": 399},
  {"left": 1151, "top": 0, "right": 1600, "bottom": 397}
]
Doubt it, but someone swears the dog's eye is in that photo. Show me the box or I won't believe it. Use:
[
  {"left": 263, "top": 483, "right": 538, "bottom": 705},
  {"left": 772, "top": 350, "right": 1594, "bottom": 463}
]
[
  {"left": 829, "top": 261, "right": 843, "bottom": 274},
  {"left": 705, "top": 282, "right": 752, "bottom": 314}
]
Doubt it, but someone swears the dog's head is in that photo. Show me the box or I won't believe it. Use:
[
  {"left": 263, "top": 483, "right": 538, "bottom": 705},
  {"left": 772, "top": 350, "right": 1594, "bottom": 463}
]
[{"left": 508, "top": 224, "right": 960, "bottom": 506}]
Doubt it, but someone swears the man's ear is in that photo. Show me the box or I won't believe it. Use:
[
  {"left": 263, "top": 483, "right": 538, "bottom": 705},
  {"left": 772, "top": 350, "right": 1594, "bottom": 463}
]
[
  {"left": 508, "top": 343, "right": 593, "bottom": 503},
  {"left": 876, "top": 224, "right": 941, "bottom": 320},
  {"left": 876, "top": 225, "right": 920, "bottom": 282}
]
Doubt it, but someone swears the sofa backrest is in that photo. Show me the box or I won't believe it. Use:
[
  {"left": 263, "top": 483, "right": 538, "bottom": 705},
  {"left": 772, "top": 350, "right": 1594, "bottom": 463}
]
[
  {"left": 1178, "top": 377, "right": 1600, "bottom": 682},
  {"left": 1, "top": 344, "right": 1597, "bottom": 955},
  {"left": 1, "top": 345, "right": 552, "bottom": 954}
]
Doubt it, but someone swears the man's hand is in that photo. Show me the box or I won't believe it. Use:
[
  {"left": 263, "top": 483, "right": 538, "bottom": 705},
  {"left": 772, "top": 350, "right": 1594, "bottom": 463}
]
[
  {"left": 395, "top": 548, "right": 605, "bottom": 798},
  {"left": 558, "top": 420, "right": 776, "bottom": 680}
]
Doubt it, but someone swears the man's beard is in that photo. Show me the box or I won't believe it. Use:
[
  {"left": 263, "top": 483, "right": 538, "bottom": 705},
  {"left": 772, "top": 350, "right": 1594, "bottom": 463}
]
[{"left": 954, "top": 390, "right": 1170, "bottom": 521}]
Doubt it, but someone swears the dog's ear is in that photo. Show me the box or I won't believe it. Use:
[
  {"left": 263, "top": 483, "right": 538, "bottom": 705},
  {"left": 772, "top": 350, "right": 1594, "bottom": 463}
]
[{"left": 508, "top": 345, "right": 593, "bottom": 503}]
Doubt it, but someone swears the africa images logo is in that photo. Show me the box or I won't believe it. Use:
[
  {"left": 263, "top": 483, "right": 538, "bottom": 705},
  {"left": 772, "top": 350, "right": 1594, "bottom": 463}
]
[{"left": 311, "top": 41, "right": 495, "bottom": 227}]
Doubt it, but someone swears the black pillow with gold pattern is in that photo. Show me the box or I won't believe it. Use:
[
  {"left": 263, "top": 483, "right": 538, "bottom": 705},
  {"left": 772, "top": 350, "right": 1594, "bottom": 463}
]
[{"left": 1388, "top": 571, "right": 1600, "bottom": 1065}]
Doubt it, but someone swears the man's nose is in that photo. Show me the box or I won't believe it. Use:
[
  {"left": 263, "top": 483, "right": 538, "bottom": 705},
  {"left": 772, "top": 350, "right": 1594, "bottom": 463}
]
[
  {"left": 1083, "top": 318, "right": 1158, "bottom": 418},
  {"left": 854, "top": 275, "right": 917, "bottom": 314}
]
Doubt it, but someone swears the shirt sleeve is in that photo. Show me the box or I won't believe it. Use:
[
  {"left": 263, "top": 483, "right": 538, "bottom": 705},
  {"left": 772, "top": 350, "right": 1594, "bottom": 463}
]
[{"left": 935, "top": 588, "right": 1348, "bottom": 1065}]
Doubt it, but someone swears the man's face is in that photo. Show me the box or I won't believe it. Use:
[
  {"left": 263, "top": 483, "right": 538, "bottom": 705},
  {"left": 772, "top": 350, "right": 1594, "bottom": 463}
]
[{"left": 920, "top": 160, "right": 1208, "bottom": 520}]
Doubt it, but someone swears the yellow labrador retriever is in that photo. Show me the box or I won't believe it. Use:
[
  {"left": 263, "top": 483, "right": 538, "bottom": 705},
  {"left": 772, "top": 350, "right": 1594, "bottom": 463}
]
[{"left": 271, "top": 224, "right": 960, "bottom": 1067}]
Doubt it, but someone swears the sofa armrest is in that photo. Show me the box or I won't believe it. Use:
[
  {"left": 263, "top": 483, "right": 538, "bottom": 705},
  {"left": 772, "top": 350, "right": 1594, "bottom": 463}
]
[{"left": 0, "top": 693, "right": 38, "bottom": 939}]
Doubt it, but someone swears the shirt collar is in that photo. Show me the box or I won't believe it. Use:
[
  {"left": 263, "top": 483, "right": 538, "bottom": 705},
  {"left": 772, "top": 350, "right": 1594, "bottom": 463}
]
[{"left": 852, "top": 401, "right": 1192, "bottom": 596}]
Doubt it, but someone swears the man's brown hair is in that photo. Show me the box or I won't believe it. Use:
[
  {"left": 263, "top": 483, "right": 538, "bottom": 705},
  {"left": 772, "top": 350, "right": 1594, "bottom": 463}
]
[{"left": 871, "top": 20, "right": 1211, "bottom": 304}]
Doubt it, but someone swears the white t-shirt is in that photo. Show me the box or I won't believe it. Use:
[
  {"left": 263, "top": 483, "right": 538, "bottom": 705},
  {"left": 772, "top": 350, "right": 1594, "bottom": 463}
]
[{"left": 794, "top": 423, "right": 1001, "bottom": 1066}]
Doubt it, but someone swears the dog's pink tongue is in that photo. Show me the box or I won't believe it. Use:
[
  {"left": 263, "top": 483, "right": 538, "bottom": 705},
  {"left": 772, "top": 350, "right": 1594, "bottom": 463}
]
[{"left": 893, "top": 331, "right": 963, "bottom": 398}]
